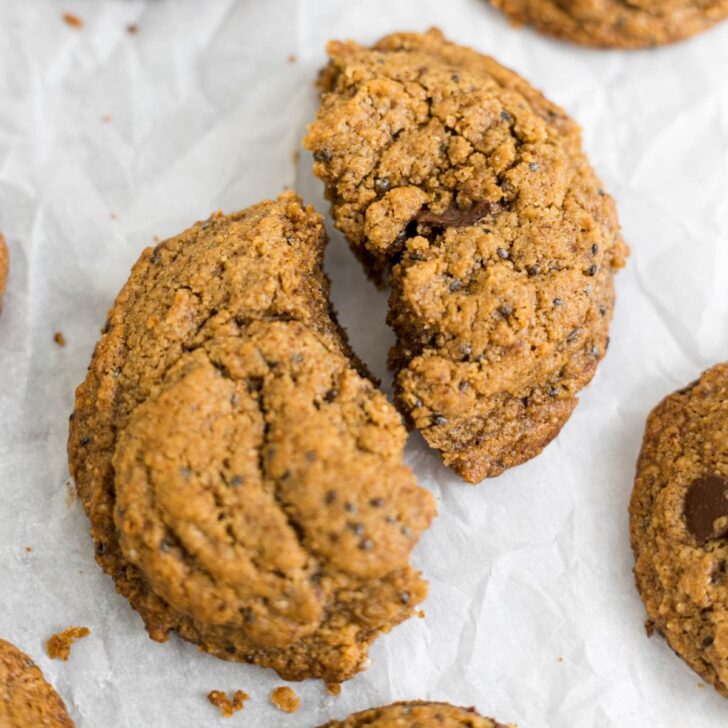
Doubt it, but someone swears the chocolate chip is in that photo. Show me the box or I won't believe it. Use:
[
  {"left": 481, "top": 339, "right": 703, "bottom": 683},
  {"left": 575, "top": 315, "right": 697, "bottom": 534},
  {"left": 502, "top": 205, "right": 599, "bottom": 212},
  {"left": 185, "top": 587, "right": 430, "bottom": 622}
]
[
  {"left": 702, "top": 636, "right": 714, "bottom": 648},
  {"left": 385, "top": 515, "right": 397, "bottom": 524},
  {"left": 358, "top": 538, "right": 373, "bottom": 551},
  {"left": 567, "top": 329, "right": 579, "bottom": 342},
  {"left": 500, "top": 110, "right": 512, "bottom": 122},
  {"left": 499, "top": 303, "right": 513, "bottom": 318},
  {"left": 229, "top": 475, "right": 243, "bottom": 487},
  {"left": 80, "top": 436, "right": 92, "bottom": 446},
  {"left": 313, "top": 149, "right": 331, "bottom": 162},
  {"left": 528, "top": 265, "right": 541, "bottom": 276},
  {"left": 344, "top": 502, "right": 357, "bottom": 514},
  {"left": 323, "top": 388, "right": 338, "bottom": 403},
  {"left": 376, "top": 177, "right": 391, "bottom": 192},
  {"left": 459, "top": 344, "right": 472, "bottom": 358},
  {"left": 324, "top": 490, "right": 337, "bottom": 505},
  {"left": 399, "top": 591, "right": 411, "bottom": 604},
  {"left": 348, "top": 522, "right": 364, "bottom": 535},
  {"left": 96, "top": 542, "right": 106, "bottom": 556},
  {"left": 553, "top": 298, "right": 563, "bottom": 307},
  {"left": 598, "top": 188, "right": 606, "bottom": 197},
  {"left": 432, "top": 414, "right": 448, "bottom": 426},
  {"left": 591, "top": 244, "right": 599, "bottom": 255},
  {"left": 496, "top": 247, "right": 509, "bottom": 260},
  {"left": 225, "top": 645, "right": 236, "bottom": 654},
  {"left": 586, "top": 265, "right": 598, "bottom": 276},
  {"left": 305, "top": 451, "right": 317, "bottom": 462},
  {"left": 160, "top": 541, "right": 170, "bottom": 552},
  {"left": 459, "top": 380, "right": 469, "bottom": 392},
  {"left": 180, "top": 467, "right": 192, "bottom": 479},
  {"left": 684, "top": 475, "right": 728, "bottom": 545},
  {"left": 528, "top": 162, "right": 539, "bottom": 171},
  {"left": 415, "top": 200, "right": 496, "bottom": 229},
  {"left": 598, "top": 305, "right": 607, "bottom": 317},
  {"left": 449, "top": 279, "right": 463, "bottom": 292},
  {"left": 369, "top": 497, "right": 384, "bottom": 508},
  {"left": 450, "top": 73, "right": 459, "bottom": 82},
  {"left": 244, "top": 608, "right": 256, "bottom": 624}
]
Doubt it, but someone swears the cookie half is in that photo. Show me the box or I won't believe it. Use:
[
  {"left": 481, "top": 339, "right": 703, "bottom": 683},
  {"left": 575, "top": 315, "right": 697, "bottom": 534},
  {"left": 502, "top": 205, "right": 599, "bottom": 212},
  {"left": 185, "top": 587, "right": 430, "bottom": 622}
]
[
  {"left": 318, "top": 701, "right": 512, "bottom": 727},
  {"left": 305, "top": 29, "right": 627, "bottom": 483},
  {"left": 630, "top": 363, "right": 728, "bottom": 697},
  {"left": 489, "top": 0, "right": 728, "bottom": 49},
  {"left": 68, "top": 193, "right": 435, "bottom": 683},
  {"left": 0, "top": 638, "right": 74, "bottom": 727}
]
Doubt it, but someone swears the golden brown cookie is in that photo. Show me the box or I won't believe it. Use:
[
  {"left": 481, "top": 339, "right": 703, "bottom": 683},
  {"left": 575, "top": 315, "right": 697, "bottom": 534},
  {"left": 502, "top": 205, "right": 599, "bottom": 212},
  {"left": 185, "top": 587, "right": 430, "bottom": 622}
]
[
  {"left": 317, "top": 701, "right": 513, "bottom": 727},
  {"left": 489, "top": 0, "right": 728, "bottom": 49},
  {"left": 68, "top": 192, "right": 435, "bottom": 683},
  {"left": 305, "top": 29, "right": 627, "bottom": 483},
  {"left": 0, "top": 638, "right": 74, "bottom": 727},
  {"left": 0, "top": 232, "right": 8, "bottom": 314},
  {"left": 630, "top": 363, "right": 728, "bottom": 698}
]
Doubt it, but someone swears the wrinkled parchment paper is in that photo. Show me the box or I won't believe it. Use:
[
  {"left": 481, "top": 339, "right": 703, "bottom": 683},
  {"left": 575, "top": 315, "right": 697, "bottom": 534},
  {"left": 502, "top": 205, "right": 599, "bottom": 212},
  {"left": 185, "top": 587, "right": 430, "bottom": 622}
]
[{"left": 1, "top": 1, "right": 728, "bottom": 725}]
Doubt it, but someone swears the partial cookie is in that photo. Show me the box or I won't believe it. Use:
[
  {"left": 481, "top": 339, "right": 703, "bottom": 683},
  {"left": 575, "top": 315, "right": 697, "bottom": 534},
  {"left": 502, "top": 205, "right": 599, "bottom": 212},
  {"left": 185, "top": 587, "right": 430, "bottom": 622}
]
[
  {"left": 489, "top": 0, "right": 728, "bottom": 49},
  {"left": 0, "top": 232, "right": 8, "bottom": 314},
  {"left": 305, "top": 29, "right": 627, "bottom": 482},
  {"left": 68, "top": 193, "right": 435, "bottom": 683},
  {"left": 0, "top": 638, "right": 74, "bottom": 727},
  {"left": 630, "top": 363, "right": 728, "bottom": 698},
  {"left": 318, "top": 701, "right": 512, "bottom": 727}
]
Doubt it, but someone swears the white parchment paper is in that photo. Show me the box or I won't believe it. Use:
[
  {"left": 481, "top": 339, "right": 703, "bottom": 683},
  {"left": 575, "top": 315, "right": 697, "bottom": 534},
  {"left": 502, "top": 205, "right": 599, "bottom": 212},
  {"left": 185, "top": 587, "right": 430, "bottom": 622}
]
[{"left": 1, "top": 1, "right": 728, "bottom": 725}]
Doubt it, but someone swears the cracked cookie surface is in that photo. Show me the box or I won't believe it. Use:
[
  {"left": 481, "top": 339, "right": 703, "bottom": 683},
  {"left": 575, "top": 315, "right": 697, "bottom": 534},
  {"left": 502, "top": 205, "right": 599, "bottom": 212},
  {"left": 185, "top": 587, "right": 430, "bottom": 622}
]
[
  {"left": 68, "top": 192, "right": 435, "bottom": 682},
  {"left": 489, "top": 0, "right": 728, "bottom": 49},
  {"left": 318, "top": 701, "right": 512, "bottom": 727},
  {"left": 305, "top": 29, "right": 627, "bottom": 483},
  {"left": 630, "top": 363, "right": 728, "bottom": 698},
  {"left": 0, "top": 638, "right": 74, "bottom": 727}
]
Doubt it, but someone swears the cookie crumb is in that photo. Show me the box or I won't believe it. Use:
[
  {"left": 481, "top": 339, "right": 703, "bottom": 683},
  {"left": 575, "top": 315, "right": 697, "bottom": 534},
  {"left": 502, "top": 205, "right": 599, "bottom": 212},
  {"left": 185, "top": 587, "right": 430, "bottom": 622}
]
[
  {"left": 557, "top": 656, "right": 564, "bottom": 663},
  {"left": 207, "top": 690, "right": 249, "bottom": 718},
  {"left": 66, "top": 480, "right": 77, "bottom": 507},
  {"left": 109, "top": 212, "right": 117, "bottom": 220},
  {"left": 292, "top": 150, "right": 300, "bottom": 165},
  {"left": 325, "top": 682, "right": 341, "bottom": 696},
  {"left": 62, "top": 12, "right": 83, "bottom": 29},
  {"left": 24, "top": 546, "right": 32, "bottom": 553},
  {"left": 47, "top": 626, "right": 90, "bottom": 660},
  {"left": 53, "top": 331, "right": 66, "bottom": 347},
  {"left": 287, "top": 53, "right": 297, "bottom": 63},
  {"left": 101, "top": 115, "right": 112, "bottom": 123},
  {"left": 270, "top": 686, "right": 300, "bottom": 713},
  {"left": 645, "top": 620, "right": 655, "bottom": 638},
  {"left": 127, "top": 24, "right": 138, "bottom": 34}
]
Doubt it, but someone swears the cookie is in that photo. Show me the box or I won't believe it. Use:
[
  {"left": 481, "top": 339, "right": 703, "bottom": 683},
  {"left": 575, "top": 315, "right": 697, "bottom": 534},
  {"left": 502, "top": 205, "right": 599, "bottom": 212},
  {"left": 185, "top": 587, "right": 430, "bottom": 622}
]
[
  {"left": 489, "top": 0, "right": 728, "bottom": 49},
  {"left": 68, "top": 192, "right": 435, "bottom": 683},
  {"left": 317, "top": 701, "right": 512, "bottom": 727},
  {"left": 630, "top": 363, "right": 728, "bottom": 697},
  {"left": 305, "top": 29, "right": 628, "bottom": 482},
  {"left": 0, "top": 232, "right": 8, "bottom": 314},
  {"left": 0, "top": 638, "right": 74, "bottom": 727}
]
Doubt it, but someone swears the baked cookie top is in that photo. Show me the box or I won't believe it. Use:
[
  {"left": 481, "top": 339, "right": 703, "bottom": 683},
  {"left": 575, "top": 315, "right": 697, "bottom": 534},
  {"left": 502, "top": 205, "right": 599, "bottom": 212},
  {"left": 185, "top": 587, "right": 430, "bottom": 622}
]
[
  {"left": 630, "top": 363, "right": 728, "bottom": 698},
  {"left": 318, "top": 701, "right": 512, "bottom": 727},
  {"left": 68, "top": 192, "right": 435, "bottom": 683},
  {"left": 305, "top": 29, "right": 627, "bottom": 482},
  {"left": 0, "top": 638, "right": 74, "bottom": 727},
  {"left": 0, "top": 232, "right": 8, "bottom": 313},
  {"left": 489, "top": 0, "right": 728, "bottom": 48}
]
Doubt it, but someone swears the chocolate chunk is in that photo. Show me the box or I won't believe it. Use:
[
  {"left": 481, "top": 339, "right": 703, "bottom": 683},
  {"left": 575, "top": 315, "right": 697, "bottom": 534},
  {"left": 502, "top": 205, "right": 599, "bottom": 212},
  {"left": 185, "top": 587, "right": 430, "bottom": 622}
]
[
  {"left": 414, "top": 200, "right": 496, "bottom": 229},
  {"left": 684, "top": 475, "right": 728, "bottom": 545}
]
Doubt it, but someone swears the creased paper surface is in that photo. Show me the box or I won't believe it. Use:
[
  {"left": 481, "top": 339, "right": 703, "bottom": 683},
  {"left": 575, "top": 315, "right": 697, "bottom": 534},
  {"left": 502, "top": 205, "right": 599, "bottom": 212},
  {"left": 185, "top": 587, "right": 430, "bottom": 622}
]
[{"left": 1, "top": 1, "right": 727, "bottom": 726}]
